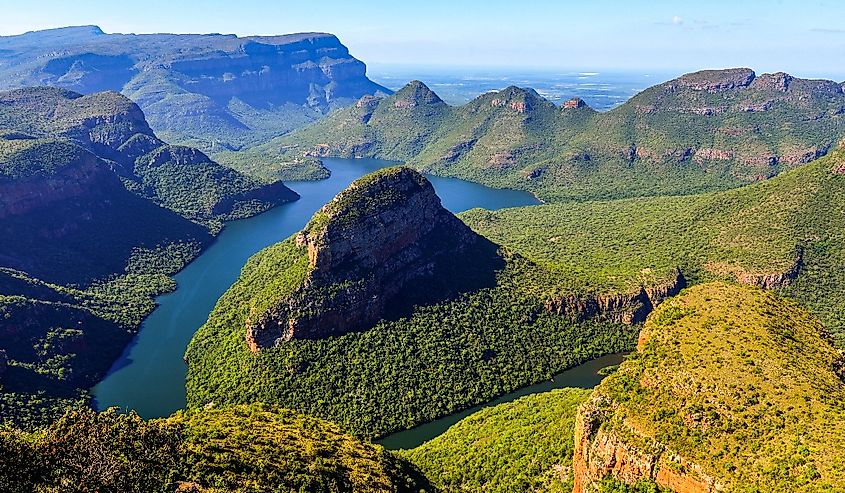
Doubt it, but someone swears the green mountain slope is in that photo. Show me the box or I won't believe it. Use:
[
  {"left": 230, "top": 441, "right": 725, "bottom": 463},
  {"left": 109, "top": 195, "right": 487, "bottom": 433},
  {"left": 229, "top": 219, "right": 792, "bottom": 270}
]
[
  {"left": 273, "top": 69, "right": 845, "bottom": 200},
  {"left": 0, "top": 403, "right": 432, "bottom": 492},
  {"left": 186, "top": 168, "right": 638, "bottom": 439},
  {"left": 0, "top": 87, "right": 299, "bottom": 226},
  {"left": 461, "top": 146, "right": 845, "bottom": 345},
  {"left": 573, "top": 282, "right": 845, "bottom": 492},
  {"left": 0, "top": 87, "right": 298, "bottom": 426}
]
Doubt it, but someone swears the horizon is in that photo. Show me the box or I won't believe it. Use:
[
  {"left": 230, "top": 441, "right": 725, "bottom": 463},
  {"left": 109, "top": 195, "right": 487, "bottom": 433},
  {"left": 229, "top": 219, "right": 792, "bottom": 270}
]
[{"left": 1, "top": 0, "right": 844, "bottom": 80}]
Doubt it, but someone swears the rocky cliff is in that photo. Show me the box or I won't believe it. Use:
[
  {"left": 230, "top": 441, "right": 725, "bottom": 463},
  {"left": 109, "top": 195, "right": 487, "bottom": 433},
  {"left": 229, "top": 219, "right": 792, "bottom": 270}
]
[
  {"left": 544, "top": 269, "right": 686, "bottom": 325},
  {"left": 572, "top": 283, "right": 845, "bottom": 492},
  {"left": 0, "top": 86, "right": 299, "bottom": 221},
  {"left": 245, "top": 167, "right": 501, "bottom": 349},
  {"left": 0, "top": 26, "right": 390, "bottom": 151}
]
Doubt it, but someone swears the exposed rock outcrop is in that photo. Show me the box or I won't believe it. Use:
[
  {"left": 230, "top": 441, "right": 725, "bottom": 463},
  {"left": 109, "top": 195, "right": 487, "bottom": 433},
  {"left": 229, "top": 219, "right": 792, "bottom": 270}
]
[
  {"left": 563, "top": 98, "right": 588, "bottom": 109},
  {"left": 572, "top": 400, "right": 724, "bottom": 493},
  {"left": 674, "top": 68, "right": 756, "bottom": 93},
  {"left": 544, "top": 269, "right": 685, "bottom": 325},
  {"left": 245, "top": 167, "right": 502, "bottom": 349},
  {"left": 736, "top": 249, "right": 803, "bottom": 289}
]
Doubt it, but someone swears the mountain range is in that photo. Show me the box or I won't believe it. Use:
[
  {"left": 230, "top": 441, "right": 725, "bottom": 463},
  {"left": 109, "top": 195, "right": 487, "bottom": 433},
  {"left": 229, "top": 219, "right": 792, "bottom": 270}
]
[
  {"left": 1, "top": 25, "right": 845, "bottom": 491},
  {"left": 267, "top": 69, "right": 845, "bottom": 201},
  {"left": 0, "top": 26, "right": 390, "bottom": 157}
]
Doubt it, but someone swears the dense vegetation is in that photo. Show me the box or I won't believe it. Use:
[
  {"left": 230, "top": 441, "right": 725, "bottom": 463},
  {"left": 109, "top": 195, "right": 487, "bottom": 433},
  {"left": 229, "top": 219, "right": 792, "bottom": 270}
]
[
  {"left": 401, "top": 388, "right": 592, "bottom": 492},
  {"left": 462, "top": 147, "right": 845, "bottom": 345},
  {"left": 187, "top": 239, "right": 636, "bottom": 439},
  {"left": 0, "top": 86, "right": 299, "bottom": 226},
  {"left": 0, "top": 87, "right": 297, "bottom": 427},
  {"left": 0, "top": 403, "right": 431, "bottom": 492},
  {"left": 272, "top": 70, "right": 845, "bottom": 202},
  {"left": 586, "top": 282, "right": 845, "bottom": 491}
]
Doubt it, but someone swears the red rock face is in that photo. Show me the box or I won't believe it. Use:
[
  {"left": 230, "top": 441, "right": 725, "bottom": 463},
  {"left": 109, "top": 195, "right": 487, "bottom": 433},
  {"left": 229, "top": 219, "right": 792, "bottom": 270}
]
[
  {"left": 572, "top": 394, "right": 725, "bottom": 493},
  {"left": 563, "top": 98, "right": 586, "bottom": 109}
]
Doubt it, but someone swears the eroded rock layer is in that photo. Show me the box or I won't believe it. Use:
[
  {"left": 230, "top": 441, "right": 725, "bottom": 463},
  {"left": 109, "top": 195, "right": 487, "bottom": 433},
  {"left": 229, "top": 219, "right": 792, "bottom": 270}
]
[{"left": 246, "top": 167, "right": 501, "bottom": 348}]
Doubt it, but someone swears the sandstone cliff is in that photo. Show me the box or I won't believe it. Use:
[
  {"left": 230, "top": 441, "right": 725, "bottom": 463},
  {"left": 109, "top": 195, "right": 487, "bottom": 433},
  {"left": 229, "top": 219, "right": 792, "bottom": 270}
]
[
  {"left": 571, "top": 283, "right": 845, "bottom": 492},
  {"left": 245, "top": 167, "right": 501, "bottom": 349},
  {"left": 0, "top": 26, "right": 390, "bottom": 150},
  {"left": 544, "top": 269, "right": 685, "bottom": 325}
]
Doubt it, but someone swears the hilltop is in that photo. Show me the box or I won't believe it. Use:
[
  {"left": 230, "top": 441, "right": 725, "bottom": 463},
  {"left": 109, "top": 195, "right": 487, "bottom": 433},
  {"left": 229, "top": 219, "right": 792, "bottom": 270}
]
[
  {"left": 269, "top": 69, "right": 845, "bottom": 200},
  {"left": 574, "top": 282, "right": 845, "bottom": 491},
  {"left": 0, "top": 26, "right": 390, "bottom": 157},
  {"left": 186, "top": 168, "right": 641, "bottom": 438}
]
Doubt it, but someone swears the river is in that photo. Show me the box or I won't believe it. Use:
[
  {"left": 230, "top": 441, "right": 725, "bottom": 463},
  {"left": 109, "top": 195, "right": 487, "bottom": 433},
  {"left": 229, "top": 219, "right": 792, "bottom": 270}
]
[
  {"left": 377, "top": 353, "right": 624, "bottom": 449},
  {"left": 92, "top": 157, "right": 541, "bottom": 418}
]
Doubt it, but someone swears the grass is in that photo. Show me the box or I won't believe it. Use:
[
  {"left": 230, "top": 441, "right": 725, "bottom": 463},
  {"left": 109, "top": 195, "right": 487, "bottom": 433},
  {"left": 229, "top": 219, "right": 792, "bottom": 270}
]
[
  {"left": 587, "top": 282, "right": 845, "bottom": 492},
  {"left": 401, "top": 388, "right": 592, "bottom": 493}
]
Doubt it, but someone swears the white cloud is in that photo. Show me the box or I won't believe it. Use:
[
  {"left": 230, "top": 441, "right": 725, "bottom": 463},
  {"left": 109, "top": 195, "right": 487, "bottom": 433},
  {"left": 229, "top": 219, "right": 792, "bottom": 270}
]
[{"left": 672, "top": 15, "right": 684, "bottom": 26}]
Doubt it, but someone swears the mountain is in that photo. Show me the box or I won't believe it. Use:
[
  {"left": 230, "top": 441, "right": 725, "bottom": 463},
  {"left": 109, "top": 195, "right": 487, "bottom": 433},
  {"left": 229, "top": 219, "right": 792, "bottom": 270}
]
[
  {"left": 573, "top": 282, "right": 845, "bottom": 492},
  {"left": 186, "top": 167, "right": 639, "bottom": 439},
  {"left": 0, "top": 87, "right": 298, "bottom": 226},
  {"left": 244, "top": 167, "right": 500, "bottom": 348},
  {"left": 0, "top": 403, "right": 433, "bottom": 492},
  {"left": 270, "top": 69, "right": 845, "bottom": 200},
  {"left": 0, "top": 26, "right": 390, "bottom": 157},
  {"left": 0, "top": 87, "right": 299, "bottom": 426},
  {"left": 462, "top": 144, "right": 845, "bottom": 346}
]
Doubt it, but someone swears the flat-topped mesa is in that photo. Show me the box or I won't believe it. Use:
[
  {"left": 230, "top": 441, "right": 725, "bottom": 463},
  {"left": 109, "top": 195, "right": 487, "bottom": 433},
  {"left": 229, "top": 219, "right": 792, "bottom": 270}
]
[
  {"left": 672, "top": 67, "right": 756, "bottom": 92},
  {"left": 245, "top": 167, "right": 500, "bottom": 350}
]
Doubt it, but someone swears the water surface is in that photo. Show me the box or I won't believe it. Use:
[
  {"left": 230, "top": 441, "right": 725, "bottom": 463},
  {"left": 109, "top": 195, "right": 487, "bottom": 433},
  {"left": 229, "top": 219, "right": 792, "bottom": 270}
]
[{"left": 93, "top": 158, "right": 540, "bottom": 417}]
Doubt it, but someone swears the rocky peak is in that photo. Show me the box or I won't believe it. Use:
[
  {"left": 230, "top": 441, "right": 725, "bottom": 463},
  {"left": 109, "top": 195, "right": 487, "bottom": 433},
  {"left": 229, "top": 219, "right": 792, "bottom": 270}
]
[
  {"left": 751, "top": 72, "right": 793, "bottom": 92},
  {"left": 245, "top": 167, "right": 501, "bottom": 349},
  {"left": 673, "top": 68, "right": 756, "bottom": 92},
  {"left": 563, "top": 97, "right": 588, "bottom": 109},
  {"left": 392, "top": 80, "right": 444, "bottom": 108},
  {"left": 489, "top": 86, "right": 542, "bottom": 113}
]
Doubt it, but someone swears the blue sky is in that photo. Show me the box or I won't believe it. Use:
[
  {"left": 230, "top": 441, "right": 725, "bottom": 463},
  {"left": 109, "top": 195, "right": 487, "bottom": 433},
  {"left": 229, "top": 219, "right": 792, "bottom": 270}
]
[{"left": 1, "top": 0, "right": 844, "bottom": 78}]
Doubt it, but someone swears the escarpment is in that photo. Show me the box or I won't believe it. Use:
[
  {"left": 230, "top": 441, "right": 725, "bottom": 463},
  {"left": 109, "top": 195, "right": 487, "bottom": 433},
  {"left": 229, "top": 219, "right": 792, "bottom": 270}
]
[
  {"left": 572, "top": 283, "right": 845, "bottom": 492},
  {"left": 0, "top": 27, "right": 390, "bottom": 151},
  {"left": 245, "top": 167, "right": 502, "bottom": 349},
  {"left": 545, "top": 269, "right": 685, "bottom": 325}
]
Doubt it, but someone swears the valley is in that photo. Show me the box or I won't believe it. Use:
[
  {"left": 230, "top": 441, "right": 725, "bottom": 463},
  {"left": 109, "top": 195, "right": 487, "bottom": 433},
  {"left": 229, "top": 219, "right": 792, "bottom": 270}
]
[
  {"left": 1, "top": 15, "right": 845, "bottom": 492},
  {"left": 93, "top": 157, "right": 539, "bottom": 418}
]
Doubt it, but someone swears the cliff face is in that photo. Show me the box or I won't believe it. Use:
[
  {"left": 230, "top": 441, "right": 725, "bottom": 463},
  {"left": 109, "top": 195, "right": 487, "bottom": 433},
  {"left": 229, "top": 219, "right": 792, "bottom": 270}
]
[
  {"left": 571, "top": 283, "right": 845, "bottom": 492},
  {"left": 246, "top": 167, "right": 501, "bottom": 349},
  {"left": 544, "top": 269, "right": 686, "bottom": 325},
  {"left": 0, "top": 27, "right": 390, "bottom": 151}
]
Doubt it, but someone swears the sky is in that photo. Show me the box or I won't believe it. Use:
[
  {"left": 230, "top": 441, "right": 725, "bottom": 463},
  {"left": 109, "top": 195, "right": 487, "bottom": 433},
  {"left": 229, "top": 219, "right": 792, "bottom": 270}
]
[{"left": 0, "top": 0, "right": 843, "bottom": 78}]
